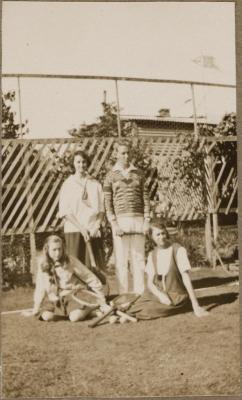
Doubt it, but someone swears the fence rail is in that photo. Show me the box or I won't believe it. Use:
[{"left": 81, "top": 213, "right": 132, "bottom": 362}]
[{"left": 2, "top": 73, "right": 236, "bottom": 88}]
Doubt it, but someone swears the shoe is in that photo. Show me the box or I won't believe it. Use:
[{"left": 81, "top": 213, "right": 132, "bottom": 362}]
[
  {"left": 119, "top": 316, "right": 129, "bottom": 324},
  {"left": 109, "top": 315, "right": 119, "bottom": 324}
]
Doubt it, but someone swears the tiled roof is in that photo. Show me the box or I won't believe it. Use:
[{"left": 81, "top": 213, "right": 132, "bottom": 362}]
[{"left": 120, "top": 115, "right": 217, "bottom": 125}]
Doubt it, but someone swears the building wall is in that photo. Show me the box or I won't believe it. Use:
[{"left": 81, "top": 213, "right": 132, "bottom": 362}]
[{"left": 136, "top": 127, "right": 193, "bottom": 137}]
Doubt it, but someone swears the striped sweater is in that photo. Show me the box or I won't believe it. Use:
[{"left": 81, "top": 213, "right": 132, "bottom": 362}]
[{"left": 103, "top": 165, "right": 150, "bottom": 221}]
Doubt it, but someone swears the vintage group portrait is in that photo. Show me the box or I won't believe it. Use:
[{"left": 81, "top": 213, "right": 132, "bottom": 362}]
[{"left": 1, "top": 0, "right": 240, "bottom": 398}]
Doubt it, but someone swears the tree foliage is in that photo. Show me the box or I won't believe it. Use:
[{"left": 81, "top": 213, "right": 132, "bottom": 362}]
[
  {"left": 202, "top": 113, "right": 237, "bottom": 174},
  {"left": 2, "top": 91, "right": 28, "bottom": 138},
  {"left": 52, "top": 101, "right": 154, "bottom": 183},
  {"left": 168, "top": 112, "right": 237, "bottom": 217},
  {"left": 68, "top": 102, "right": 133, "bottom": 138}
]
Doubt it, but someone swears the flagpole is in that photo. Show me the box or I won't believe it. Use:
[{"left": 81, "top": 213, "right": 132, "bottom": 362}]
[
  {"left": 190, "top": 83, "right": 198, "bottom": 138},
  {"left": 115, "top": 79, "right": 122, "bottom": 138}
]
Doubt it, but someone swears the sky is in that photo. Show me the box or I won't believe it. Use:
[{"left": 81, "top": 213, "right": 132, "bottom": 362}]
[{"left": 2, "top": 1, "right": 236, "bottom": 138}]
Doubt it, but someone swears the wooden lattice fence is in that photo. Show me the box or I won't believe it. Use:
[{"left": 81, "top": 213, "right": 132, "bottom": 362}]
[{"left": 2, "top": 136, "right": 237, "bottom": 238}]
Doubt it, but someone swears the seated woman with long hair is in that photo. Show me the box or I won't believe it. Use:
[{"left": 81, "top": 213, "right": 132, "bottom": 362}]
[{"left": 23, "top": 235, "right": 109, "bottom": 322}]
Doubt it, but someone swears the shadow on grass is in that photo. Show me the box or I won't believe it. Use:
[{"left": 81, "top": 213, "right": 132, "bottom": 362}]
[
  {"left": 171, "top": 291, "right": 239, "bottom": 316},
  {"left": 192, "top": 276, "right": 238, "bottom": 289},
  {"left": 38, "top": 315, "right": 68, "bottom": 322},
  {"left": 198, "top": 292, "right": 238, "bottom": 311}
]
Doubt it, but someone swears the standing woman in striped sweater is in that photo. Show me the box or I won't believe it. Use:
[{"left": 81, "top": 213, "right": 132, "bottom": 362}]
[{"left": 103, "top": 140, "right": 150, "bottom": 294}]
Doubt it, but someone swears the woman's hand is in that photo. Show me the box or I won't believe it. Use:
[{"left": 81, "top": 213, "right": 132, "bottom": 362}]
[
  {"left": 72, "top": 283, "right": 85, "bottom": 291},
  {"left": 112, "top": 221, "right": 124, "bottom": 236},
  {"left": 48, "top": 293, "right": 60, "bottom": 302},
  {"left": 181, "top": 271, "right": 209, "bottom": 318},
  {"left": 81, "top": 228, "right": 90, "bottom": 242},
  {"left": 99, "top": 303, "right": 112, "bottom": 313},
  {"left": 159, "top": 293, "right": 172, "bottom": 306},
  {"left": 90, "top": 225, "right": 101, "bottom": 238},
  {"left": 21, "top": 309, "right": 39, "bottom": 317},
  {"left": 143, "top": 220, "right": 150, "bottom": 235},
  {"left": 193, "top": 306, "right": 209, "bottom": 318}
]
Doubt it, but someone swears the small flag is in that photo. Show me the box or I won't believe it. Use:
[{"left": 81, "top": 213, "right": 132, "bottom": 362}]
[{"left": 192, "top": 55, "right": 219, "bottom": 69}]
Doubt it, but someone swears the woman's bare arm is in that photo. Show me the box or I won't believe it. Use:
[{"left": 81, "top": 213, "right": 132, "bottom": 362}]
[{"left": 181, "top": 271, "right": 209, "bottom": 317}]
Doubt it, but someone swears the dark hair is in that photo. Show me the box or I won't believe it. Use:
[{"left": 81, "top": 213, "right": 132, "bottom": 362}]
[
  {"left": 40, "top": 235, "right": 69, "bottom": 277},
  {"left": 150, "top": 219, "right": 170, "bottom": 239},
  {"left": 114, "top": 139, "right": 130, "bottom": 153},
  {"left": 73, "top": 150, "right": 91, "bottom": 169}
]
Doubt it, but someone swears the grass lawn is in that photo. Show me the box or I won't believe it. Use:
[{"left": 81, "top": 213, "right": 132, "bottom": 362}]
[{"left": 1, "top": 268, "right": 240, "bottom": 398}]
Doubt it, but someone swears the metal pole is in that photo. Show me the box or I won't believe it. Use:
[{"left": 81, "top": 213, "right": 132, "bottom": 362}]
[
  {"left": 190, "top": 83, "right": 198, "bottom": 138},
  {"left": 17, "top": 76, "right": 23, "bottom": 138},
  {"left": 115, "top": 79, "right": 122, "bottom": 138}
]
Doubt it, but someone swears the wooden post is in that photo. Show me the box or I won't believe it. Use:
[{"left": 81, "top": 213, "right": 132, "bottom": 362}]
[
  {"left": 205, "top": 214, "right": 213, "bottom": 263},
  {"left": 25, "top": 145, "right": 37, "bottom": 283},
  {"left": 212, "top": 212, "right": 219, "bottom": 243},
  {"left": 29, "top": 232, "right": 37, "bottom": 283},
  {"left": 204, "top": 146, "right": 213, "bottom": 266},
  {"left": 212, "top": 176, "right": 219, "bottom": 244},
  {"left": 114, "top": 79, "right": 122, "bottom": 138},
  {"left": 211, "top": 212, "right": 219, "bottom": 269},
  {"left": 210, "top": 153, "right": 219, "bottom": 268},
  {"left": 190, "top": 83, "right": 198, "bottom": 138}
]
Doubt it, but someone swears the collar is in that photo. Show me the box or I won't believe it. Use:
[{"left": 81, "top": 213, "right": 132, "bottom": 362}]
[
  {"left": 71, "top": 173, "right": 92, "bottom": 184},
  {"left": 112, "top": 163, "right": 137, "bottom": 173}
]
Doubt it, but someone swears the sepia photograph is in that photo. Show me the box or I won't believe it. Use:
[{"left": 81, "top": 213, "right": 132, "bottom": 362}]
[{"left": 1, "top": 0, "right": 240, "bottom": 398}]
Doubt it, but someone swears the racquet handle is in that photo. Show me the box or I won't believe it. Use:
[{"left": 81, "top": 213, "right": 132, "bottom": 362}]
[
  {"left": 86, "top": 241, "right": 97, "bottom": 269},
  {"left": 86, "top": 240, "right": 109, "bottom": 296},
  {"left": 88, "top": 306, "right": 115, "bottom": 328},
  {"left": 122, "top": 231, "right": 144, "bottom": 235},
  {"left": 116, "top": 310, "right": 137, "bottom": 322}
]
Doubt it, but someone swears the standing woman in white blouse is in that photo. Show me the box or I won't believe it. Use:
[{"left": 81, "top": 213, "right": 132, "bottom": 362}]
[
  {"left": 128, "top": 220, "right": 209, "bottom": 319},
  {"left": 59, "top": 150, "right": 105, "bottom": 271}
]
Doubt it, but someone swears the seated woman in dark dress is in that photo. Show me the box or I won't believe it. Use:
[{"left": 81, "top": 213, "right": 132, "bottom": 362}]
[{"left": 128, "top": 220, "right": 209, "bottom": 319}]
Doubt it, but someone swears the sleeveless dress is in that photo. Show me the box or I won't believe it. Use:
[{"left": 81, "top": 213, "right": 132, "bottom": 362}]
[{"left": 128, "top": 243, "right": 190, "bottom": 319}]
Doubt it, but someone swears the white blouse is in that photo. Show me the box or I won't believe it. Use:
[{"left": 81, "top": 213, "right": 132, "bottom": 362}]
[
  {"left": 59, "top": 174, "right": 105, "bottom": 233},
  {"left": 146, "top": 246, "right": 191, "bottom": 278}
]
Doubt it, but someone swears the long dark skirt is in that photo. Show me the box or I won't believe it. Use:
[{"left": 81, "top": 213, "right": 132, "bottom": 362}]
[
  {"left": 128, "top": 289, "right": 190, "bottom": 320},
  {"left": 64, "top": 232, "right": 105, "bottom": 270}
]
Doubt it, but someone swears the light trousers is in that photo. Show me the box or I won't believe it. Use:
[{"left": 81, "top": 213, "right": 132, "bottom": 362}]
[{"left": 113, "top": 216, "right": 146, "bottom": 294}]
